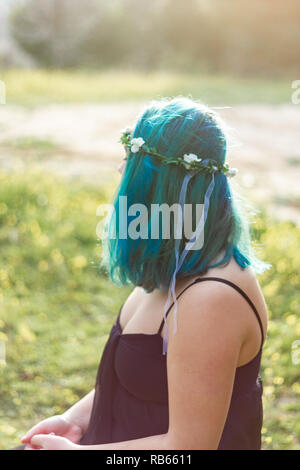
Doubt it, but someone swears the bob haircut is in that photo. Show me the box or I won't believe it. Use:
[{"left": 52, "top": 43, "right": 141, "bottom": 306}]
[{"left": 101, "top": 97, "right": 270, "bottom": 293}]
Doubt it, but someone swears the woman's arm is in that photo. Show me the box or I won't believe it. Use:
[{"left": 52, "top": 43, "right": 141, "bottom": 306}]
[
  {"left": 31, "top": 281, "right": 249, "bottom": 450},
  {"left": 62, "top": 388, "right": 95, "bottom": 433}
]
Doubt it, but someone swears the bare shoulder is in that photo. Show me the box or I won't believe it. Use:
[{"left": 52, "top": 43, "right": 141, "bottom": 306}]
[
  {"left": 166, "top": 259, "right": 268, "bottom": 367},
  {"left": 190, "top": 259, "right": 267, "bottom": 336},
  {"left": 168, "top": 272, "right": 248, "bottom": 351}
]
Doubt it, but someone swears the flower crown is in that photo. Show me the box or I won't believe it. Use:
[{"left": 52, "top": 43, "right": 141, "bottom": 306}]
[{"left": 120, "top": 128, "right": 238, "bottom": 177}]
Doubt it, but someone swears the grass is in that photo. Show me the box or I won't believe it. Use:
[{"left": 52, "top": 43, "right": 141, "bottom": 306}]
[
  {"left": 3, "top": 137, "right": 60, "bottom": 153},
  {"left": 0, "top": 168, "right": 299, "bottom": 450},
  {"left": 0, "top": 68, "right": 293, "bottom": 107},
  {"left": 0, "top": 136, "right": 73, "bottom": 176},
  {"left": 0, "top": 137, "right": 63, "bottom": 163}
]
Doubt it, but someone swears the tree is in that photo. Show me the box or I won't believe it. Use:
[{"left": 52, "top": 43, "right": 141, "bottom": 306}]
[{"left": 10, "top": 0, "right": 103, "bottom": 67}]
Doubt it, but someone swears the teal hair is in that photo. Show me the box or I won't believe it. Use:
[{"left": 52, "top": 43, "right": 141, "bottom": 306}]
[{"left": 101, "top": 97, "right": 270, "bottom": 292}]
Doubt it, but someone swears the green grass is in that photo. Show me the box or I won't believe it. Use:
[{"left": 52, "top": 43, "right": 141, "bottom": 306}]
[
  {"left": 1, "top": 137, "right": 63, "bottom": 163},
  {"left": 0, "top": 168, "right": 299, "bottom": 450},
  {"left": 0, "top": 136, "right": 64, "bottom": 166},
  {"left": 0, "top": 69, "right": 293, "bottom": 107},
  {"left": 3, "top": 137, "right": 60, "bottom": 153}
]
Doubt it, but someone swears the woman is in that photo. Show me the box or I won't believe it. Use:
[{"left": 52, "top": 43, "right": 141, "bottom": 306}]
[{"left": 18, "top": 97, "right": 269, "bottom": 450}]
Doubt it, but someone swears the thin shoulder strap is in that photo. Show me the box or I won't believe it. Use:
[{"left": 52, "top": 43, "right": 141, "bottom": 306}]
[
  {"left": 157, "top": 276, "right": 265, "bottom": 349},
  {"left": 157, "top": 277, "right": 204, "bottom": 335}
]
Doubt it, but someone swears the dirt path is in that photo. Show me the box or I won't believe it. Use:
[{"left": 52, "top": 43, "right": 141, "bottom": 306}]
[{"left": 0, "top": 102, "right": 299, "bottom": 224}]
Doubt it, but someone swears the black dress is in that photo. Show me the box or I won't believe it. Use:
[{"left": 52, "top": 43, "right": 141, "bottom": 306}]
[{"left": 79, "top": 277, "right": 265, "bottom": 450}]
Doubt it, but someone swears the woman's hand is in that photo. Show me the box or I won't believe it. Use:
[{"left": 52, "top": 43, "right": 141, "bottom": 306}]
[
  {"left": 29, "top": 434, "right": 79, "bottom": 450},
  {"left": 21, "top": 414, "right": 83, "bottom": 450}
]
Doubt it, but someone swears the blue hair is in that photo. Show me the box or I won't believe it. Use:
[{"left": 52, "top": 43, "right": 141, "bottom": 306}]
[{"left": 101, "top": 97, "right": 270, "bottom": 292}]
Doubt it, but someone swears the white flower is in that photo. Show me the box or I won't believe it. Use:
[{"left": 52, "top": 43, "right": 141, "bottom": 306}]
[
  {"left": 131, "top": 137, "right": 145, "bottom": 153},
  {"left": 212, "top": 165, "right": 218, "bottom": 172},
  {"left": 183, "top": 153, "right": 202, "bottom": 164},
  {"left": 132, "top": 137, "right": 145, "bottom": 146},
  {"left": 227, "top": 167, "right": 238, "bottom": 178}
]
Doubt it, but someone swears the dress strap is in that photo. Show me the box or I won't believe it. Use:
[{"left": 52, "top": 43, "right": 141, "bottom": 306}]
[
  {"left": 157, "top": 276, "right": 265, "bottom": 350},
  {"left": 157, "top": 277, "right": 204, "bottom": 335}
]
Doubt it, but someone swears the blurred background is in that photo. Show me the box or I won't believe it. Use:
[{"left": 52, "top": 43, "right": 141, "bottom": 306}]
[{"left": 0, "top": 0, "right": 299, "bottom": 450}]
